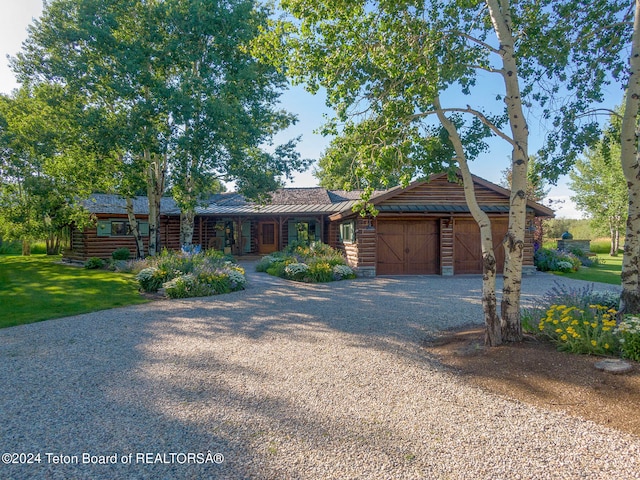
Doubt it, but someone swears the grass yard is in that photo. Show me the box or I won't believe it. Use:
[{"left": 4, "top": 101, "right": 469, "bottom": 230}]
[
  {"left": 552, "top": 253, "right": 623, "bottom": 285},
  {"left": 0, "top": 255, "right": 149, "bottom": 328}
]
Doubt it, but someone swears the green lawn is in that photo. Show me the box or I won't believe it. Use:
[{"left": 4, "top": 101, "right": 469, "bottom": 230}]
[
  {"left": 552, "top": 254, "right": 623, "bottom": 285},
  {"left": 0, "top": 255, "right": 149, "bottom": 329}
]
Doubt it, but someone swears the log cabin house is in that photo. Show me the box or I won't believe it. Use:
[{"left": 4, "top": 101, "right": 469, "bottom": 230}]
[{"left": 64, "top": 173, "right": 554, "bottom": 276}]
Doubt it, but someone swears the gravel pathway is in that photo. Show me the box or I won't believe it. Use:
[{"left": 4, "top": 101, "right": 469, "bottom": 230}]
[{"left": 1, "top": 269, "right": 638, "bottom": 479}]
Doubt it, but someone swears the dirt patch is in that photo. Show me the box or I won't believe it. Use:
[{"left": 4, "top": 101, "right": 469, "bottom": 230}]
[{"left": 424, "top": 328, "right": 640, "bottom": 437}]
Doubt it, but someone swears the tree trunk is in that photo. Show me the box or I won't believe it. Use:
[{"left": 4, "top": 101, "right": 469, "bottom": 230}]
[
  {"left": 45, "top": 233, "right": 60, "bottom": 255},
  {"left": 435, "top": 96, "right": 502, "bottom": 346},
  {"left": 125, "top": 197, "right": 145, "bottom": 259},
  {"left": 620, "top": 0, "right": 640, "bottom": 315},
  {"left": 22, "top": 239, "right": 31, "bottom": 256},
  {"left": 180, "top": 210, "right": 196, "bottom": 246},
  {"left": 146, "top": 151, "right": 167, "bottom": 256},
  {"left": 487, "top": 0, "right": 528, "bottom": 342}
]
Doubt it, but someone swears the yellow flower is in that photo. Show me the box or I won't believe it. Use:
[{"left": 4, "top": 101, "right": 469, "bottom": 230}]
[
  {"left": 571, "top": 320, "right": 579, "bottom": 326},
  {"left": 608, "top": 309, "right": 617, "bottom": 314},
  {"left": 561, "top": 334, "right": 568, "bottom": 341},
  {"left": 605, "top": 343, "right": 610, "bottom": 349},
  {"left": 602, "top": 327, "right": 610, "bottom": 332},
  {"left": 555, "top": 328, "right": 563, "bottom": 333},
  {"left": 553, "top": 320, "right": 559, "bottom": 325},
  {"left": 589, "top": 304, "right": 597, "bottom": 309},
  {"left": 583, "top": 321, "right": 590, "bottom": 326},
  {"left": 591, "top": 323, "right": 597, "bottom": 328},
  {"left": 591, "top": 340, "right": 597, "bottom": 347}
]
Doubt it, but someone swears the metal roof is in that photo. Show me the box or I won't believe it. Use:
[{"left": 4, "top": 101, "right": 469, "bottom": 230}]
[
  {"left": 376, "top": 205, "right": 512, "bottom": 213},
  {"left": 195, "top": 200, "right": 358, "bottom": 216}
]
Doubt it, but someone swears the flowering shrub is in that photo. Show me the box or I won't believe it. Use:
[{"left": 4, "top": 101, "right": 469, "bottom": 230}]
[
  {"left": 284, "top": 262, "right": 310, "bottom": 281},
  {"left": 181, "top": 244, "right": 202, "bottom": 256},
  {"left": 615, "top": 315, "right": 640, "bottom": 362},
  {"left": 84, "top": 257, "right": 105, "bottom": 269},
  {"left": 333, "top": 264, "right": 356, "bottom": 280},
  {"left": 534, "top": 248, "right": 581, "bottom": 272},
  {"left": 538, "top": 304, "right": 619, "bottom": 355},
  {"left": 136, "top": 267, "right": 167, "bottom": 292},
  {"left": 259, "top": 242, "right": 354, "bottom": 283},
  {"left": 135, "top": 249, "right": 245, "bottom": 297}
]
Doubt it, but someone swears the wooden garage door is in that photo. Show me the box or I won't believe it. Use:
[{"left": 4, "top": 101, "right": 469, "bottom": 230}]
[
  {"left": 377, "top": 221, "right": 439, "bottom": 275},
  {"left": 454, "top": 219, "right": 508, "bottom": 274}
]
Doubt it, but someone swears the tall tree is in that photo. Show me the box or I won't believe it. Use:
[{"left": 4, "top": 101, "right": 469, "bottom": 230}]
[
  {"left": 0, "top": 85, "right": 114, "bottom": 254},
  {"left": 570, "top": 137, "right": 627, "bottom": 255},
  {"left": 619, "top": 0, "right": 640, "bottom": 314},
  {"left": 260, "top": 0, "right": 630, "bottom": 345},
  {"left": 15, "top": 0, "right": 308, "bottom": 254}
]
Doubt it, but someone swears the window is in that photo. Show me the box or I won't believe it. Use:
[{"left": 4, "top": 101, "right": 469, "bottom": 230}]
[
  {"left": 97, "top": 219, "right": 149, "bottom": 237},
  {"left": 340, "top": 220, "right": 355, "bottom": 243}
]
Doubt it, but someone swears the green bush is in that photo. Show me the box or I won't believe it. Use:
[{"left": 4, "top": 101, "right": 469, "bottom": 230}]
[
  {"left": 538, "top": 304, "right": 619, "bottom": 355},
  {"left": 84, "top": 257, "right": 105, "bottom": 269},
  {"left": 258, "top": 242, "right": 355, "bottom": 283},
  {"left": 534, "top": 248, "right": 581, "bottom": 272},
  {"left": 136, "top": 267, "right": 167, "bottom": 292},
  {"left": 307, "top": 260, "right": 333, "bottom": 282},
  {"left": 135, "top": 249, "right": 246, "bottom": 297},
  {"left": 111, "top": 248, "right": 131, "bottom": 261},
  {"left": 616, "top": 316, "right": 640, "bottom": 362}
]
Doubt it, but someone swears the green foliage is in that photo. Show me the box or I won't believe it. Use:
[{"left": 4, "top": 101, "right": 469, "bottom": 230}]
[
  {"left": 111, "top": 248, "right": 131, "bottom": 261},
  {"left": 534, "top": 248, "right": 581, "bottom": 272},
  {"left": 538, "top": 304, "right": 619, "bottom": 355},
  {"left": 542, "top": 219, "right": 596, "bottom": 241},
  {"left": 306, "top": 260, "right": 333, "bottom": 283},
  {"left": 135, "top": 249, "right": 246, "bottom": 297},
  {"left": 84, "top": 257, "right": 105, "bottom": 270},
  {"left": 569, "top": 129, "right": 627, "bottom": 240},
  {"left": 0, "top": 255, "right": 148, "bottom": 328},
  {"left": 616, "top": 316, "right": 640, "bottom": 362},
  {"left": 258, "top": 242, "right": 354, "bottom": 283}
]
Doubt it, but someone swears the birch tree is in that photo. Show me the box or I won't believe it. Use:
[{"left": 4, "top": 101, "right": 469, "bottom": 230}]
[
  {"left": 14, "top": 0, "right": 307, "bottom": 254},
  {"left": 262, "top": 0, "right": 630, "bottom": 344}
]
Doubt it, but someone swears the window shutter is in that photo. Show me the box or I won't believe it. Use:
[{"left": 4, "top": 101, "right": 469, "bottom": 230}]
[
  {"left": 97, "top": 220, "right": 111, "bottom": 237},
  {"left": 138, "top": 222, "right": 149, "bottom": 236}
]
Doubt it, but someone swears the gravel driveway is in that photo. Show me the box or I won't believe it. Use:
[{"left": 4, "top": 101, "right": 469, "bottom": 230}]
[{"left": 1, "top": 268, "right": 638, "bottom": 479}]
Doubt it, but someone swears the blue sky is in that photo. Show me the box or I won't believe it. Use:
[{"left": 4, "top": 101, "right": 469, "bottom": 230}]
[{"left": 2, "top": 0, "right": 621, "bottom": 219}]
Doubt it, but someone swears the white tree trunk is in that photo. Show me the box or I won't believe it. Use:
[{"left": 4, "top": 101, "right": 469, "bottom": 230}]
[
  {"left": 435, "top": 96, "right": 502, "bottom": 346},
  {"left": 125, "top": 197, "right": 145, "bottom": 259},
  {"left": 620, "top": 0, "right": 640, "bottom": 314},
  {"left": 487, "top": 0, "right": 528, "bottom": 342},
  {"left": 180, "top": 210, "right": 196, "bottom": 246},
  {"left": 146, "top": 150, "right": 167, "bottom": 257}
]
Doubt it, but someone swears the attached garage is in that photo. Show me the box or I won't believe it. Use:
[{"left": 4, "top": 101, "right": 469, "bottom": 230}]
[
  {"left": 329, "top": 173, "right": 554, "bottom": 277},
  {"left": 376, "top": 220, "right": 439, "bottom": 275},
  {"left": 454, "top": 218, "right": 509, "bottom": 274}
]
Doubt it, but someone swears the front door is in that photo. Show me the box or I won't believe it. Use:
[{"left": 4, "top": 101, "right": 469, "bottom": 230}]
[{"left": 258, "top": 221, "right": 278, "bottom": 254}]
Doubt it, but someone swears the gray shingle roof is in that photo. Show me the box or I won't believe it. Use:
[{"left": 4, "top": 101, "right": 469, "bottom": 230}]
[{"left": 82, "top": 194, "right": 179, "bottom": 215}]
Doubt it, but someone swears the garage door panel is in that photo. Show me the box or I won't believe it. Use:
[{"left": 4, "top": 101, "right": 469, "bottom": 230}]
[
  {"left": 377, "top": 221, "right": 439, "bottom": 275},
  {"left": 454, "top": 219, "right": 508, "bottom": 274}
]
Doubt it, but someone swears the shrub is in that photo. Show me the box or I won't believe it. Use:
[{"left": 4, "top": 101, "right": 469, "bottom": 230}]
[
  {"left": 307, "top": 261, "right": 333, "bottom": 283},
  {"left": 136, "top": 267, "right": 167, "bottom": 292},
  {"left": 259, "top": 242, "right": 354, "bottom": 283},
  {"left": 534, "top": 248, "right": 581, "bottom": 272},
  {"left": 84, "top": 257, "right": 105, "bottom": 269},
  {"left": 615, "top": 316, "right": 640, "bottom": 362},
  {"left": 284, "top": 262, "right": 310, "bottom": 281},
  {"left": 538, "top": 304, "right": 619, "bottom": 355},
  {"left": 135, "top": 249, "right": 246, "bottom": 297},
  {"left": 111, "top": 248, "right": 131, "bottom": 261},
  {"left": 333, "top": 264, "right": 356, "bottom": 280}
]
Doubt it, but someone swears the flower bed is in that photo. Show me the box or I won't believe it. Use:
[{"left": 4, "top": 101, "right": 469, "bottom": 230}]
[
  {"left": 133, "top": 247, "right": 246, "bottom": 298},
  {"left": 522, "top": 282, "right": 640, "bottom": 361},
  {"left": 256, "top": 241, "right": 356, "bottom": 283}
]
